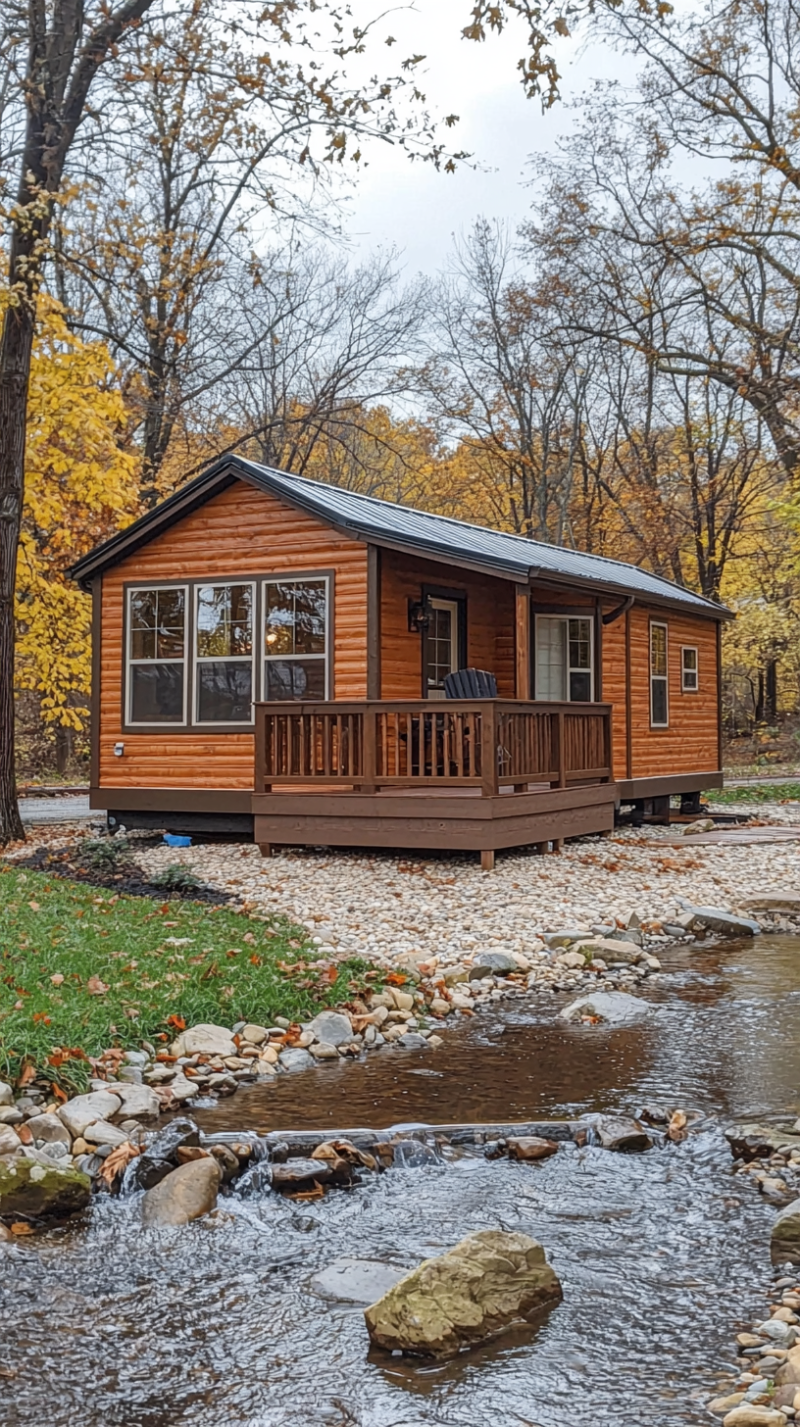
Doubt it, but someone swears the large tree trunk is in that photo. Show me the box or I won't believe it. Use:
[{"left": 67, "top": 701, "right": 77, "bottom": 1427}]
[{"left": 0, "top": 297, "right": 36, "bottom": 843}]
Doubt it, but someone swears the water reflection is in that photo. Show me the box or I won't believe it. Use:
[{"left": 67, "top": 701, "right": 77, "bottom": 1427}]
[{"left": 2, "top": 936, "right": 797, "bottom": 1427}]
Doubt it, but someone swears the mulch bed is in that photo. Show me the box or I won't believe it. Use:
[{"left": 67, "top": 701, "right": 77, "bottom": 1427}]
[{"left": 13, "top": 841, "right": 231, "bottom": 905}]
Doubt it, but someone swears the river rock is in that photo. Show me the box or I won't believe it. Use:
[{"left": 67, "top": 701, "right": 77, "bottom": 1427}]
[
  {"left": 727, "top": 1124, "right": 800, "bottom": 1161},
  {"left": 683, "top": 818, "right": 716, "bottom": 835},
  {"left": 171, "top": 1023, "right": 237, "bottom": 1058},
  {"left": 111, "top": 1084, "right": 161, "bottom": 1119},
  {"left": 398, "top": 1033, "right": 430, "bottom": 1050},
  {"left": 58, "top": 1090, "right": 122, "bottom": 1138},
  {"left": 270, "top": 1158, "right": 335, "bottom": 1191},
  {"left": 0, "top": 1159, "right": 91, "bottom": 1218},
  {"left": 24, "top": 1114, "right": 71, "bottom": 1147},
  {"left": 709, "top": 1395, "right": 745, "bottom": 1414},
  {"left": 141, "top": 1158, "right": 221, "bottom": 1226},
  {"left": 559, "top": 991, "right": 649, "bottom": 1025},
  {"left": 773, "top": 1200, "right": 800, "bottom": 1264},
  {"left": 721, "top": 1410, "right": 787, "bottom": 1426},
  {"left": 310, "top": 1258, "right": 407, "bottom": 1303},
  {"left": 82, "top": 1120, "right": 130, "bottom": 1149},
  {"left": 574, "top": 937, "right": 642, "bottom": 966},
  {"left": 167, "top": 1074, "right": 198, "bottom": 1103},
  {"left": 745, "top": 893, "right": 800, "bottom": 914},
  {"left": 364, "top": 1229, "right": 562, "bottom": 1357},
  {"left": 690, "top": 907, "right": 762, "bottom": 936},
  {"left": 0, "top": 1126, "right": 22, "bottom": 1155},
  {"left": 240, "top": 1023, "right": 268, "bottom": 1045},
  {"left": 279, "top": 1048, "right": 315, "bottom": 1072},
  {"left": 308, "top": 1010, "right": 353, "bottom": 1047},
  {"left": 127, "top": 1117, "right": 201, "bottom": 1191},
  {"left": 507, "top": 1137, "right": 559, "bottom": 1161},
  {"left": 309, "top": 1041, "right": 341, "bottom": 1060},
  {"left": 584, "top": 1115, "right": 653, "bottom": 1152},
  {"left": 468, "top": 952, "right": 519, "bottom": 978},
  {"left": 774, "top": 1344, "right": 800, "bottom": 1385},
  {"left": 0, "top": 1082, "right": 12, "bottom": 1107}
]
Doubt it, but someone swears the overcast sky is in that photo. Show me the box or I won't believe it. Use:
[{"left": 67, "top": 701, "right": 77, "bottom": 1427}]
[{"left": 342, "top": 1, "right": 623, "bottom": 275}]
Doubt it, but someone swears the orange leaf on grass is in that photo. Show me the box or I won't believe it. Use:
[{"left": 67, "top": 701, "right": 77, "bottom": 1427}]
[
  {"left": 17, "top": 1063, "right": 36, "bottom": 1088},
  {"left": 86, "top": 975, "right": 109, "bottom": 996},
  {"left": 166, "top": 1015, "right": 185, "bottom": 1030}
]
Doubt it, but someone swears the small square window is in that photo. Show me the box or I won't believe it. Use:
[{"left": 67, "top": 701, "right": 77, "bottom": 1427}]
[{"left": 682, "top": 646, "right": 698, "bottom": 692}]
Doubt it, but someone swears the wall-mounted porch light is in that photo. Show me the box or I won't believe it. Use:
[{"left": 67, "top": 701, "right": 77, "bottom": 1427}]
[{"left": 407, "top": 597, "right": 432, "bottom": 634}]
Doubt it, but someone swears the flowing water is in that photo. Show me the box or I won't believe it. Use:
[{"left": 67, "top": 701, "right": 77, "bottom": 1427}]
[{"left": 3, "top": 936, "right": 800, "bottom": 1427}]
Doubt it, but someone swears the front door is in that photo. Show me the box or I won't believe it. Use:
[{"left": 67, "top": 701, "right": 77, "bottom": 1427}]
[
  {"left": 535, "top": 615, "right": 593, "bottom": 702},
  {"left": 424, "top": 598, "right": 460, "bottom": 698}
]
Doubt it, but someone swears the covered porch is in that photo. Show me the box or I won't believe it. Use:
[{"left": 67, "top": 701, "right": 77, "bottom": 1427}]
[{"left": 252, "top": 698, "right": 617, "bottom": 869}]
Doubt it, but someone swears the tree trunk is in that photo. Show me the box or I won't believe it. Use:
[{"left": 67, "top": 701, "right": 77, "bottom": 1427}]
[
  {"left": 0, "top": 301, "right": 35, "bottom": 842},
  {"left": 766, "top": 659, "right": 778, "bottom": 724}
]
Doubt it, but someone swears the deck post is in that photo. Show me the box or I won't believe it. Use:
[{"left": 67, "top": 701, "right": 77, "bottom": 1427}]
[
  {"left": 480, "top": 702, "right": 499, "bottom": 796},
  {"left": 556, "top": 709, "right": 566, "bottom": 788},
  {"left": 480, "top": 848, "right": 496, "bottom": 871},
  {"left": 257, "top": 842, "right": 272, "bottom": 858},
  {"left": 359, "top": 705, "right": 377, "bottom": 794}
]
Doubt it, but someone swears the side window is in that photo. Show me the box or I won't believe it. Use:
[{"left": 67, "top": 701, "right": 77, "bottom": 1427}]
[
  {"left": 127, "top": 586, "right": 187, "bottom": 724},
  {"left": 650, "top": 622, "right": 669, "bottom": 727},
  {"left": 568, "top": 618, "right": 592, "bottom": 701},
  {"left": 682, "top": 646, "right": 698, "bottom": 692},
  {"left": 195, "top": 583, "right": 254, "bottom": 723},
  {"left": 263, "top": 577, "right": 329, "bottom": 700}
]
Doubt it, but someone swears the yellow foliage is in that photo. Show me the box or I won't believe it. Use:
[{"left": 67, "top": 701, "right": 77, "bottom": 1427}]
[{"left": 15, "top": 299, "right": 137, "bottom": 729}]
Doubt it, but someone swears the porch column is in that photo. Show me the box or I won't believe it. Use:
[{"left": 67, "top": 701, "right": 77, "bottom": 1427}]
[
  {"left": 366, "top": 544, "right": 381, "bottom": 699},
  {"left": 515, "top": 585, "right": 531, "bottom": 699}
]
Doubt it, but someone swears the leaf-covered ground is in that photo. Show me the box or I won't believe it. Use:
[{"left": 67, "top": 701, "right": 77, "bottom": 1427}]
[
  {"left": 0, "top": 865, "right": 379, "bottom": 1092},
  {"left": 706, "top": 782, "right": 800, "bottom": 805}
]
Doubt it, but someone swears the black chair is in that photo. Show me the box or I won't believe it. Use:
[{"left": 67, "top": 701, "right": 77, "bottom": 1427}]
[{"left": 443, "top": 668, "right": 498, "bottom": 699}]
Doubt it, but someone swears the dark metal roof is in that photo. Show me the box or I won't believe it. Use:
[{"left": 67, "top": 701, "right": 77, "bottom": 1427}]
[{"left": 70, "top": 455, "right": 729, "bottom": 618}]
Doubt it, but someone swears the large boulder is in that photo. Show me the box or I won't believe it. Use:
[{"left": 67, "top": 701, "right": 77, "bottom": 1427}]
[
  {"left": 771, "top": 1199, "right": 800, "bottom": 1264},
  {"left": 308, "top": 1010, "right": 353, "bottom": 1047},
  {"left": 690, "top": 907, "right": 762, "bottom": 936},
  {"left": 0, "top": 1159, "right": 91, "bottom": 1219},
  {"left": 58, "top": 1090, "right": 121, "bottom": 1138},
  {"left": 363, "top": 1229, "right": 562, "bottom": 1358},
  {"left": 721, "top": 1410, "right": 789, "bottom": 1427},
  {"left": 559, "top": 992, "right": 649, "bottom": 1025},
  {"left": 141, "top": 1158, "right": 221, "bottom": 1226},
  {"left": 170, "top": 1023, "right": 236, "bottom": 1057}
]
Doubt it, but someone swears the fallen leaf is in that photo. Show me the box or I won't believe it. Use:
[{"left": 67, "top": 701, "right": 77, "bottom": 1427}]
[
  {"left": 17, "top": 1063, "right": 36, "bottom": 1088},
  {"left": 166, "top": 1015, "right": 185, "bottom": 1030},
  {"left": 86, "top": 975, "right": 109, "bottom": 996},
  {"left": 99, "top": 1141, "right": 141, "bottom": 1187},
  {"left": 10, "top": 1222, "right": 33, "bottom": 1235},
  {"left": 50, "top": 972, "right": 64, "bottom": 985},
  {"left": 27, "top": 901, "right": 40, "bottom": 911}
]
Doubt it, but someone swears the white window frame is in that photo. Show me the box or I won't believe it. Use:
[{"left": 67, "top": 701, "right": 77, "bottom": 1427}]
[
  {"left": 425, "top": 597, "right": 460, "bottom": 699},
  {"left": 534, "top": 614, "right": 594, "bottom": 703},
  {"left": 650, "top": 621, "right": 669, "bottom": 727},
  {"left": 681, "top": 645, "right": 699, "bottom": 693},
  {"left": 262, "top": 573, "right": 331, "bottom": 702},
  {"left": 193, "top": 581, "right": 256, "bottom": 726},
  {"left": 125, "top": 583, "right": 189, "bottom": 727}
]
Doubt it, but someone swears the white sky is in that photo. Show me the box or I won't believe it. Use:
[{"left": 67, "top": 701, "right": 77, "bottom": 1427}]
[{"left": 341, "top": 0, "right": 624, "bottom": 275}]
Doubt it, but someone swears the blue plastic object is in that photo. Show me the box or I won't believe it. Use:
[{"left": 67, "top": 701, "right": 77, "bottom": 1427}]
[{"left": 163, "top": 833, "right": 192, "bottom": 848}]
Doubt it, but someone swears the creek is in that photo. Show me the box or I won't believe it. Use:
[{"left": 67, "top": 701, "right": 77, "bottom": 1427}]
[{"left": 3, "top": 935, "right": 799, "bottom": 1427}]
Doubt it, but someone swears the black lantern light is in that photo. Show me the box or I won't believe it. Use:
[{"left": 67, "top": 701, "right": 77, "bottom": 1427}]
[{"left": 407, "top": 596, "right": 432, "bottom": 633}]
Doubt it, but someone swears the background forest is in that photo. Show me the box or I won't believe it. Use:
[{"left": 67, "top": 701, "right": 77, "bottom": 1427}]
[{"left": 6, "top": 0, "right": 800, "bottom": 782}]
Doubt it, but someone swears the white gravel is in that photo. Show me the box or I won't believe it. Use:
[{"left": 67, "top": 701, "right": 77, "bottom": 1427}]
[{"left": 133, "top": 822, "right": 800, "bottom": 967}]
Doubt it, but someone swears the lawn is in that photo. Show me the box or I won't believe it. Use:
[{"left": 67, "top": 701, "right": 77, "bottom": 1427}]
[
  {"left": 705, "top": 782, "right": 800, "bottom": 805},
  {"left": 0, "top": 864, "right": 378, "bottom": 1092}
]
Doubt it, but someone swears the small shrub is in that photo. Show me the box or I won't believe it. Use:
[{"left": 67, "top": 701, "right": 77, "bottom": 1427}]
[
  {"left": 150, "top": 862, "right": 202, "bottom": 892},
  {"left": 78, "top": 836, "right": 130, "bottom": 870}
]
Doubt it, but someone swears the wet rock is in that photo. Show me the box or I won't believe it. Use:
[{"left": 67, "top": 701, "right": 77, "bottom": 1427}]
[
  {"left": 141, "top": 1158, "right": 221, "bottom": 1226},
  {"left": 0, "top": 1159, "right": 90, "bottom": 1219},
  {"left": 559, "top": 991, "right": 649, "bottom": 1025},
  {"left": 25, "top": 1114, "right": 71, "bottom": 1147},
  {"left": 111, "top": 1084, "right": 161, "bottom": 1119},
  {"left": 773, "top": 1201, "right": 800, "bottom": 1264},
  {"left": 690, "top": 907, "right": 762, "bottom": 936},
  {"left": 391, "top": 1140, "right": 439, "bottom": 1167},
  {"left": 270, "top": 1158, "right": 335, "bottom": 1191},
  {"left": 279, "top": 1048, "right": 315, "bottom": 1073},
  {"left": 308, "top": 1010, "right": 354, "bottom": 1047},
  {"left": 309, "top": 1041, "right": 341, "bottom": 1061},
  {"left": 583, "top": 1115, "right": 653, "bottom": 1153},
  {"left": 483, "top": 1139, "right": 507, "bottom": 1160},
  {"left": 507, "top": 1137, "right": 559, "bottom": 1162},
  {"left": 58, "top": 1090, "right": 122, "bottom": 1138},
  {"left": 468, "top": 952, "right": 519, "bottom": 977},
  {"left": 728, "top": 1125, "right": 800, "bottom": 1161},
  {"left": 128, "top": 1117, "right": 201, "bottom": 1191},
  {"left": 639, "top": 1105, "right": 670, "bottom": 1125},
  {"left": 170, "top": 1023, "right": 237, "bottom": 1058},
  {"left": 721, "top": 1409, "right": 788, "bottom": 1426},
  {"left": 364, "top": 1229, "right": 562, "bottom": 1357},
  {"left": 310, "top": 1258, "right": 407, "bottom": 1303},
  {"left": 208, "top": 1145, "right": 240, "bottom": 1181},
  {"left": 397, "top": 1033, "right": 430, "bottom": 1050}
]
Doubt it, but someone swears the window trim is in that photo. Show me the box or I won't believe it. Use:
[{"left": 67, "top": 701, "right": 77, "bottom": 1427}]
[
  {"left": 122, "top": 569, "right": 335, "bottom": 732},
  {"left": 125, "top": 581, "right": 189, "bottom": 728},
  {"left": 681, "top": 644, "right": 699, "bottom": 693},
  {"left": 534, "top": 613, "right": 595, "bottom": 703},
  {"left": 193, "top": 580, "right": 257, "bottom": 727},
  {"left": 650, "top": 620, "right": 669, "bottom": 728},
  {"left": 262, "top": 572, "right": 332, "bottom": 703},
  {"left": 420, "top": 584, "right": 467, "bottom": 699}
]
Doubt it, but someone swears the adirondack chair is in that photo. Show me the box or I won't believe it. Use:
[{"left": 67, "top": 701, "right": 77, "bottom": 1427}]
[{"left": 443, "top": 668, "right": 498, "bottom": 699}]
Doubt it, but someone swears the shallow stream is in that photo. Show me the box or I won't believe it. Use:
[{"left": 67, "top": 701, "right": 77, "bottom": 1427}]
[{"left": 4, "top": 935, "right": 800, "bottom": 1427}]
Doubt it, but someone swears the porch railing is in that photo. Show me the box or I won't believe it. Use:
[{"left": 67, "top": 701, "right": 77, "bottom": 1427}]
[{"left": 254, "top": 699, "right": 613, "bottom": 796}]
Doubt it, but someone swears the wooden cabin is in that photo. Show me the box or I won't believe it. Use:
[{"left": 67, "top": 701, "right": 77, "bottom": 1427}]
[{"left": 71, "top": 457, "right": 729, "bottom": 867}]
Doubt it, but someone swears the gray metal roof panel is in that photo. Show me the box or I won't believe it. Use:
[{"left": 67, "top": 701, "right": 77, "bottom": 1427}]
[{"left": 236, "top": 458, "right": 727, "bottom": 617}]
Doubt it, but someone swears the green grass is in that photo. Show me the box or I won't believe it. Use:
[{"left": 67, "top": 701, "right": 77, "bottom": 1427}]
[
  {"left": 0, "top": 865, "right": 379, "bottom": 1092},
  {"left": 705, "top": 783, "right": 800, "bottom": 805}
]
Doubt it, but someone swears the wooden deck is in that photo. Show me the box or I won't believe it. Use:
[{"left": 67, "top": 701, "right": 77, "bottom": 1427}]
[{"left": 253, "top": 699, "right": 616, "bottom": 866}]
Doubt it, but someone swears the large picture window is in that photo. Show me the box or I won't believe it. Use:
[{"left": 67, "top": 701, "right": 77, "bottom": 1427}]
[
  {"left": 535, "top": 616, "right": 593, "bottom": 702},
  {"left": 127, "top": 586, "right": 187, "bottom": 724},
  {"left": 195, "top": 583, "right": 254, "bottom": 723},
  {"left": 650, "top": 622, "right": 669, "bottom": 726},
  {"left": 263, "top": 577, "right": 329, "bottom": 700}
]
